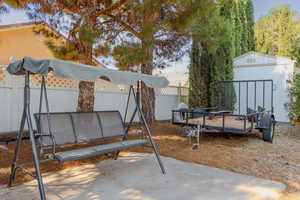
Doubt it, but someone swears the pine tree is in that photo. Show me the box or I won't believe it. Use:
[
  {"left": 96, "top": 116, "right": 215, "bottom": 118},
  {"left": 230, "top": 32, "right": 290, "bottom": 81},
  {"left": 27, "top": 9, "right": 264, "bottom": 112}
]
[
  {"left": 108, "top": 0, "right": 191, "bottom": 124},
  {"left": 107, "top": 0, "right": 220, "bottom": 124}
]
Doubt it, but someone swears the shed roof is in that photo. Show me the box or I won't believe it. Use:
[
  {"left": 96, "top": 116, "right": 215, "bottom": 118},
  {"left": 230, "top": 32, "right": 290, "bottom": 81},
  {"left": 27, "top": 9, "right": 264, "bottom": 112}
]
[{"left": 234, "top": 51, "right": 295, "bottom": 68}]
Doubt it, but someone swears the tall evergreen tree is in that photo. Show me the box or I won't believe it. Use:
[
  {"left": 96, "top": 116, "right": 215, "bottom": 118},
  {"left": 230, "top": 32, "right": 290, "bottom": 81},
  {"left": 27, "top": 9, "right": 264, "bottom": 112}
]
[
  {"left": 189, "top": 41, "right": 209, "bottom": 108},
  {"left": 231, "top": 0, "right": 255, "bottom": 57},
  {"left": 189, "top": 0, "right": 255, "bottom": 109},
  {"left": 245, "top": 0, "right": 255, "bottom": 51},
  {"left": 231, "top": 0, "right": 242, "bottom": 57},
  {"left": 189, "top": 1, "right": 231, "bottom": 108}
]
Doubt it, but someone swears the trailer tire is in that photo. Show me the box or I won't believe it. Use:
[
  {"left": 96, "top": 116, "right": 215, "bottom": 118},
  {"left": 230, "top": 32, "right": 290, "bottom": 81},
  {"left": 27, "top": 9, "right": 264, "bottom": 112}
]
[{"left": 262, "top": 118, "right": 275, "bottom": 143}]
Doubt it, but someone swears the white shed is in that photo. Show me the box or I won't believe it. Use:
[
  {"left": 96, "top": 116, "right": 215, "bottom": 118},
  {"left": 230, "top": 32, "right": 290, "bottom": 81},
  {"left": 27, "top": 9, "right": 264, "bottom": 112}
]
[{"left": 233, "top": 51, "right": 296, "bottom": 123}]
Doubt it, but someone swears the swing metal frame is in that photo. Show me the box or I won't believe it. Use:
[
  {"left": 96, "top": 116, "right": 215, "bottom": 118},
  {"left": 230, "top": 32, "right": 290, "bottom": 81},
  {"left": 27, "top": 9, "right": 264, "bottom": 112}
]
[{"left": 8, "top": 67, "right": 165, "bottom": 200}]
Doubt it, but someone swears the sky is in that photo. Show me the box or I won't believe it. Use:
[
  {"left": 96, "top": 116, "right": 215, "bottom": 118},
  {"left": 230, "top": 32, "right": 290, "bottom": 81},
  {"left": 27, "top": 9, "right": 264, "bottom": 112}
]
[
  {"left": 1, "top": 1, "right": 300, "bottom": 72},
  {"left": 253, "top": 0, "right": 300, "bottom": 22}
]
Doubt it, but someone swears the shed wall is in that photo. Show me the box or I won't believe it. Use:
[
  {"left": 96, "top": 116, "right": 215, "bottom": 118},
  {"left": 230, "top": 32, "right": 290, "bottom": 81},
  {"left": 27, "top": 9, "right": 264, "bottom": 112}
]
[{"left": 234, "top": 64, "right": 293, "bottom": 122}]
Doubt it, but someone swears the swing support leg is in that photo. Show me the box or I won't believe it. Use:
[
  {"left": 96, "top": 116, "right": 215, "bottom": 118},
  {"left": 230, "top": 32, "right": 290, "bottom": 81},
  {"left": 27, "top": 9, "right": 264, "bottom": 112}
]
[
  {"left": 8, "top": 109, "right": 26, "bottom": 187},
  {"left": 134, "top": 82, "right": 166, "bottom": 174},
  {"left": 8, "top": 71, "right": 47, "bottom": 200},
  {"left": 116, "top": 83, "right": 166, "bottom": 174}
]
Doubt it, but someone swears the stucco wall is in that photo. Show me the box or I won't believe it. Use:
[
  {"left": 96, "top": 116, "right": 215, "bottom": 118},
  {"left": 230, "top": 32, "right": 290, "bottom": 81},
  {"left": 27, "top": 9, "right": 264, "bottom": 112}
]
[{"left": 0, "top": 26, "right": 55, "bottom": 65}]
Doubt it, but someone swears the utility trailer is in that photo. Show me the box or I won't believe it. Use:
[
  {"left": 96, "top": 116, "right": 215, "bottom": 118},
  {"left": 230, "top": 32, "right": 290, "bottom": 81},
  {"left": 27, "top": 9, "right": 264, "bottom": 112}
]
[{"left": 172, "top": 80, "right": 276, "bottom": 148}]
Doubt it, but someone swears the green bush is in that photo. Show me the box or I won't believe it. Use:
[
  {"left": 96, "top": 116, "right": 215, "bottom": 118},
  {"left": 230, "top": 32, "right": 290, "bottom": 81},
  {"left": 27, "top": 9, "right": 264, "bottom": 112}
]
[{"left": 287, "top": 74, "right": 300, "bottom": 121}]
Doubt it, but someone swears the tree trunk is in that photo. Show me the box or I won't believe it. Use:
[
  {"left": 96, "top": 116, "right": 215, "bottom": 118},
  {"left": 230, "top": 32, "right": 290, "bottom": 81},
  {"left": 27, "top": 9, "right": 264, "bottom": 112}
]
[
  {"left": 141, "top": 40, "right": 155, "bottom": 125},
  {"left": 77, "top": 81, "right": 95, "bottom": 112},
  {"left": 141, "top": 63, "right": 155, "bottom": 125},
  {"left": 76, "top": 53, "right": 95, "bottom": 112}
]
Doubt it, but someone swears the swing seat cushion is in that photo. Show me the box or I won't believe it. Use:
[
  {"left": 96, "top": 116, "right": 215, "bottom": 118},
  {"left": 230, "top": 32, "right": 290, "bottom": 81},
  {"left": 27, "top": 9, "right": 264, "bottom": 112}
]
[{"left": 54, "top": 139, "right": 149, "bottom": 162}]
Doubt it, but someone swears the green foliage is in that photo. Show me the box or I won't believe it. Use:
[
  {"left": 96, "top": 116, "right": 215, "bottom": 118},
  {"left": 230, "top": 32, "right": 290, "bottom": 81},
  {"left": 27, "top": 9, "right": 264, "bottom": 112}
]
[
  {"left": 290, "top": 38, "right": 300, "bottom": 66},
  {"left": 189, "top": 42, "right": 235, "bottom": 109},
  {"left": 189, "top": 0, "right": 254, "bottom": 109},
  {"left": 255, "top": 5, "right": 300, "bottom": 120},
  {"left": 189, "top": 42, "right": 210, "bottom": 108},
  {"left": 231, "top": 0, "right": 255, "bottom": 57},
  {"left": 188, "top": 1, "right": 231, "bottom": 108},
  {"left": 112, "top": 44, "right": 151, "bottom": 71},
  {"left": 106, "top": 0, "right": 219, "bottom": 72},
  {"left": 244, "top": 0, "right": 255, "bottom": 51},
  {"left": 77, "top": 26, "right": 102, "bottom": 47},
  {"left": 286, "top": 74, "right": 300, "bottom": 121},
  {"left": 46, "top": 23, "right": 102, "bottom": 62},
  {"left": 191, "top": 3, "right": 230, "bottom": 52},
  {"left": 255, "top": 6, "right": 300, "bottom": 58},
  {"left": 45, "top": 41, "right": 79, "bottom": 61},
  {"left": 231, "top": 1, "right": 242, "bottom": 57},
  {"left": 189, "top": 6, "right": 228, "bottom": 108}
]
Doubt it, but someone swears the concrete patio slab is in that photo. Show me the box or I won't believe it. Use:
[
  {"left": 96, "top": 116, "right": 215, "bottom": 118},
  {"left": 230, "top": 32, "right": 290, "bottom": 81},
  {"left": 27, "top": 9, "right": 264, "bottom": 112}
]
[{"left": 1, "top": 153, "right": 285, "bottom": 200}]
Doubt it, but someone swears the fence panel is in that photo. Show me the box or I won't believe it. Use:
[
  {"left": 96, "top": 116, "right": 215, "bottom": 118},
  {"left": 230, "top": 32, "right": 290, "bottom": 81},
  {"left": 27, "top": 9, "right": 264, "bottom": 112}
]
[{"left": 0, "top": 65, "right": 188, "bottom": 132}]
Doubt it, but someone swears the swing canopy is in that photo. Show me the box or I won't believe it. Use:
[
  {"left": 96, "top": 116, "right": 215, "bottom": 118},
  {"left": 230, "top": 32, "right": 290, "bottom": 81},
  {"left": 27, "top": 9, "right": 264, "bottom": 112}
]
[{"left": 7, "top": 56, "right": 169, "bottom": 88}]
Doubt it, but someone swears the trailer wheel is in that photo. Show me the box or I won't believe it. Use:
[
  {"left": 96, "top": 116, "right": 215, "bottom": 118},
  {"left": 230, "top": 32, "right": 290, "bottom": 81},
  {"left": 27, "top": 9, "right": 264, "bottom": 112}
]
[{"left": 262, "top": 118, "right": 275, "bottom": 143}]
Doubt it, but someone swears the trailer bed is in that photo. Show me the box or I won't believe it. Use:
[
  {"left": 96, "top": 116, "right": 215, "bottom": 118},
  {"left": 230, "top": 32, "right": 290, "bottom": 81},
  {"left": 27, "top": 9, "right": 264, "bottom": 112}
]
[
  {"left": 172, "top": 109, "right": 257, "bottom": 134},
  {"left": 178, "top": 116, "right": 252, "bottom": 130}
]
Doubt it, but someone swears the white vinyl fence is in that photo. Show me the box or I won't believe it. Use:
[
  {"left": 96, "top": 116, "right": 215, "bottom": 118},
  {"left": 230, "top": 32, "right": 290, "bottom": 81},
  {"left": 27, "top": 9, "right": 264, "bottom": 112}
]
[{"left": 0, "top": 65, "right": 188, "bottom": 133}]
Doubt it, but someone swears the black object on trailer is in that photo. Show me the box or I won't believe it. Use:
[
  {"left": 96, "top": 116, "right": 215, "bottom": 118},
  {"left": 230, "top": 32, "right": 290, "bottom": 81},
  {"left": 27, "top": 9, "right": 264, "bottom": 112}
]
[
  {"left": 172, "top": 80, "right": 276, "bottom": 144},
  {"left": 6, "top": 57, "right": 167, "bottom": 200}
]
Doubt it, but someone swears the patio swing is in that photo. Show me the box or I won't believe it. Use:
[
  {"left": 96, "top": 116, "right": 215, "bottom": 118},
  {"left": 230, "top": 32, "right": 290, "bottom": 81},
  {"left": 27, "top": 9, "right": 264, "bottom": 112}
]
[{"left": 6, "top": 57, "right": 168, "bottom": 200}]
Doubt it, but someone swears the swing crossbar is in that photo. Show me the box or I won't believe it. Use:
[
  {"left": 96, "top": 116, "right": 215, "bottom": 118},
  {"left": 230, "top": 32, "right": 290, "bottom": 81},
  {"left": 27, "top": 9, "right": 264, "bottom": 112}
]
[{"left": 34, "top": 111, "right": 149, "bottom": 162}]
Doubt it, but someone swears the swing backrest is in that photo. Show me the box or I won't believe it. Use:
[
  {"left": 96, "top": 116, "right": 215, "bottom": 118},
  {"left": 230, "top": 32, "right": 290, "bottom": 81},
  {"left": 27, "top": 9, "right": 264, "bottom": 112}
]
[{"left": 34, "top": 111, "right": 125, "bottom": 149}]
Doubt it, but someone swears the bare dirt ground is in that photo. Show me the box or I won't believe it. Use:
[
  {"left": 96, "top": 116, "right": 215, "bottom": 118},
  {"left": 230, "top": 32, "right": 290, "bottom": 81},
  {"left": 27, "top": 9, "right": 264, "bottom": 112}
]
[{"left": 0, "top": 121, "right": 300, "bottom": 199}]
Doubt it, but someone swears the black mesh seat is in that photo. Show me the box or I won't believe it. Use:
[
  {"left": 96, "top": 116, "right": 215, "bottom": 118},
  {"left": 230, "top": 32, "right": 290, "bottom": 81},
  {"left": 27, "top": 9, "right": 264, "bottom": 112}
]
[{"left": 34, "top": 111, "right": 149, "bottom": 162}]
